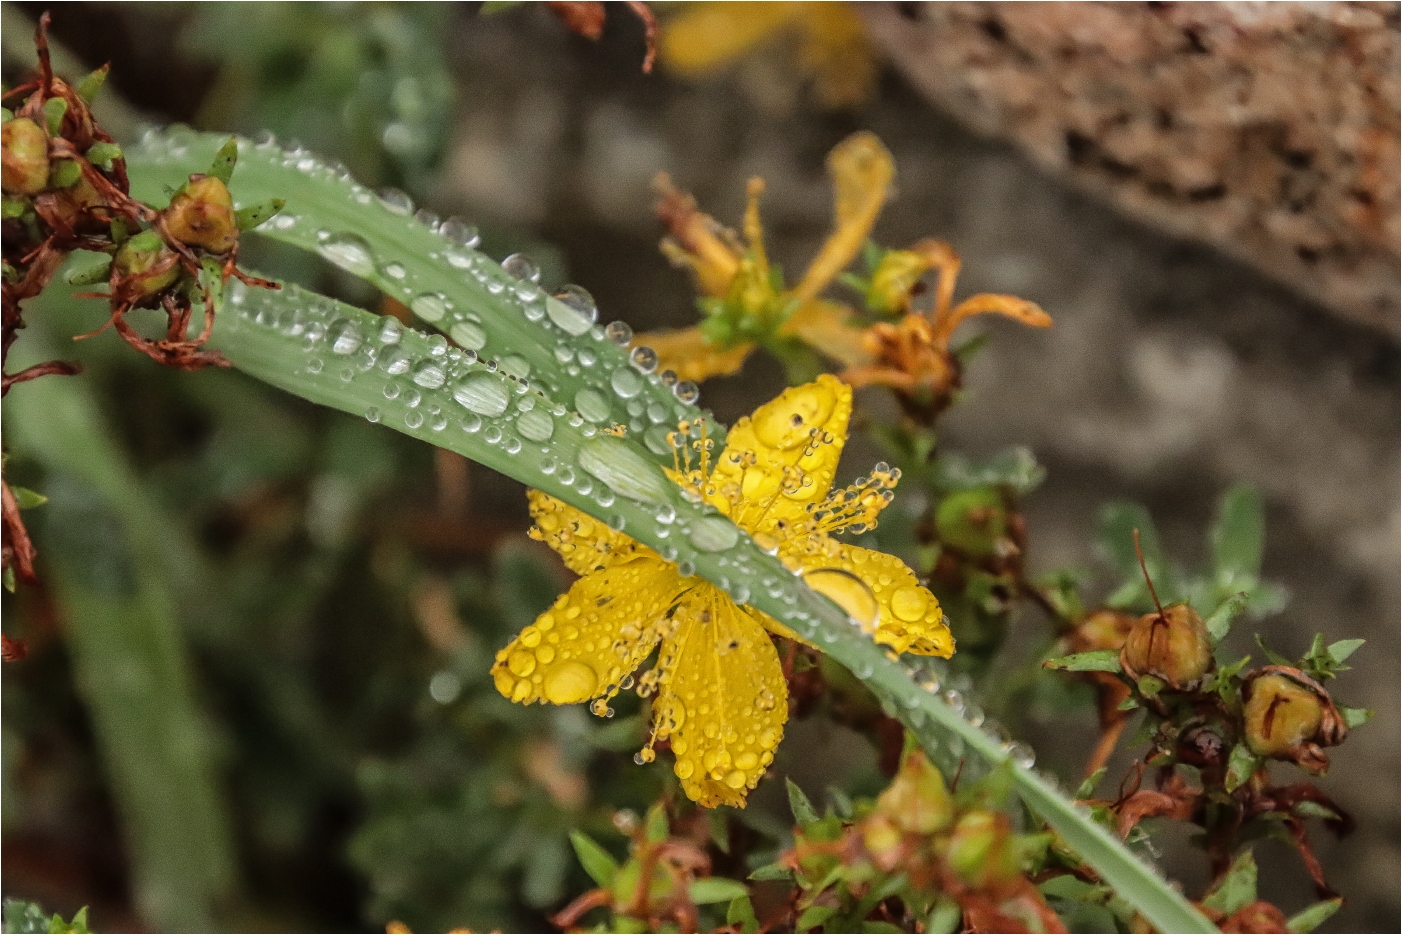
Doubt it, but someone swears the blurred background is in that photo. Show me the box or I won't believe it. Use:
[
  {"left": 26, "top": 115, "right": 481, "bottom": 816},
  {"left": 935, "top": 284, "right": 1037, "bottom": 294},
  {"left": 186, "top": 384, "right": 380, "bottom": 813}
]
[{"left": 1, "top": 2, "right": 1396, "bottom": 932}]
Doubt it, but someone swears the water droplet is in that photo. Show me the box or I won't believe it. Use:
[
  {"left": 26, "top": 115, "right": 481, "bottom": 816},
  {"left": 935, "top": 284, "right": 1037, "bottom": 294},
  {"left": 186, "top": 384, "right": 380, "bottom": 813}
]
[
  {"left": 545, "top": 289, "right": 597, "bottom": 336},
  {"left": 410, "top": 293, "right": 447, "bottom": 322},
  {"left": 365, "top": 406, "right": 381, "bottom": 423},
  {"left": 611, "top": 367, "right": 643, "bottom": 399},
  {"left": 674, "top": 380, "right": 700, "bottom": 405},
  {"left": 453, "top": 373, "right": 510, "bottom": 416},
  {"left": 428, "top": 670, "right": 461, "bottom": 704},
  {"left": 380, "top": 348, "right": 411, "bottom": 375},
  {"left": 405, "top": 410, "right": 424, "bottom": 429},
  {"left": 802, "top": 568, "right": 880, "bottom": 631},
  {"left": 543, "top": 661, "right": 597, "bottom": 704},
  {"left": 577, "top": 348, "right": 597, "bottom": 367},
  {"left": 461, "top": 414, "right": 482, "bottom": 433},
  {"left": 517, "top": 409, "right": 554, "bottom": 442},
  {"left": 678, "top": 560, "right": 696, "bottom": 577},
  {"left": 377, "top": 187, "right": 414, "bottom": 215},
  {"left": 890, "top": 586, "right": 931, "bottom": 622},
  {"left": 306, "top": 357, "right": 323, "bottom": 374},
  {"left": 687, "top": 516, "right": 739, "bottom": 552},
  {"left": 645, "top": 402, "right": 668, "bottom": 424},
  {"left": 270, "top": 213, "right": 296, "bottom": 231},
  {"left": 501, "top": 253, "right": 540, "bottom": 283},
  {"left": 576, "top": 436, "right": 674, "bottom": 505},
  {"left": 412, "top": 361, "right": 446, "bottom": 389},
  {"left": 319, "top": 233, "right": 375, "bottom": 277},
  {"left": 630, "top": 345, "right": 658, "bottom": 373},
  {"left": 327, "top": 319, "right": 363, "bottom": 355},
  {"left": 574, "top": 388, "right": 611, "bottom": 423},
  {"left": 426, "top": 334, "right": 448, "bottom": 356},
  {"left": 383, "top": 382, "right": 401, "bottom": 400},
  {"left": 643, "top": 424, "right": 672, "bottom": 455},
  {"left": 963, "top": 703, "right": 986, "bottom": 729},
  {"left": 382, "top": 261, "right": 407, "bottom": 280},
  {"left": 441, "top": 217, "right": 480, "bottom": 247},
  {"left": 378, "top": 317, "right": 404, "bottom": 345},
  {"left": 499, "top": 355, "right": 531, "bottom": 379},
  {"left": 605, "top": 320, "right": 632, "bottom": 345},
  {"left": 449, "top": 320, "right": 487, "bottom": 350}
]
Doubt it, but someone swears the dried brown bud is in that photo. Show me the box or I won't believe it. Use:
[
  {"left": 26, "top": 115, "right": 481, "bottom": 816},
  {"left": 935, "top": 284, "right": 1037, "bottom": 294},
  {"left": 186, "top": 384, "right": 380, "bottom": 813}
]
[
  {"left": 165, "top": 176, "right": 238, "bottom": 253},
  {"left": 3, "top": 117, "right": 51, "bottom": 195},
  {"left": 1243, "top": 667, "right": 1348, "bottom": 774},
  {"left": 1120, "top": 603, "right": 1213, "bottom": 690}
]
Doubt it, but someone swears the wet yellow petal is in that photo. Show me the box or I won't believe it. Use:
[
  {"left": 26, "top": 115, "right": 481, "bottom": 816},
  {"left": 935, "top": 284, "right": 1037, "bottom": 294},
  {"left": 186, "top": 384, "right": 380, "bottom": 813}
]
[
  {"left": 932, "top": 294, "right": 1052, "bottom": 350},
  {"left": 650, "top": 586, "right": 787, "bottom": 807},
  {"left": 796, "top": 2, "right": 878, "bottom": 109},
  {"left": 708, "top": 374, "right": 852, "bottom": 530},
  {"left": 528, "top": 489, "right": 652, "bottom": 575},
  {"left": 792, "top": 132, "right": 894, "bottom": 303},
  {"left": 660, "top": 2, "right": 801, "bottom": 75},
  {"left": 633, "top": 327, "right": 754, "bottom": 383},
  {"left": 781, "top": 299, "right": 871, "bottom": 368},
  {"left": 492, "top": 557, "right": 683, "bottom": 706},
  {"left": 799, "top": 543, "right": 952, "bottom": 658}
]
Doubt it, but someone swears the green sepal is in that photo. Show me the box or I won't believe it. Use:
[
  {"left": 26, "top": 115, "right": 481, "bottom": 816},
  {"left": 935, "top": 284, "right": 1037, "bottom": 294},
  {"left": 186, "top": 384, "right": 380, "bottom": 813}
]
[
  {"left": 65, "top": 252, "right": 113, "bottom": 286},
  {"left": 85, "top": 141, "right": 122, "bottom": 168},
  {"left": 1224, "top": 743, "right": 1260, "bottom": 793},
  {"left": 644, "top": 802, "right": 669, "bottom": 843},
  {"left": 2, "top": 198, "right": 26, "bottom": 219},
  {"left": 76, "top": 64, "right": 109, "bottom": 102},
  {"left": 1200, "top": 849, "right": 1256, "bottom": 915},
  {"left": 43, "top": 96, "right": 67, "bottom": 135},
  {"left": 48, "top": 159, "right": 82, "bottom": 189},
  {"left": 8, "top": 486, "right": 49, "bottom": 509},
  {"left": 207, "top": 138, "right": 239, "bottom": 185},
  {"left": 746, "top": 862, "right": 793, "bottom": 882},
  {"left": 726, "top": 895, "right": 760, "bottom": 933},
  {"left": 1286, "top": 897, "right": 1342, "bottom": 932},
  {"left": 109, "top": 217, "right": 130, "bottom": 245},
  {"left": 786, "top": 778, "right": 820, "bottom": 828},
  {"left": 3, "top": 564, "right": 14, "bottom": 593},
  {"left": 1, "top": 107, "right": 12, "bottom": 122},
  {"left": 235, "top": 198, "right": 285, "bottom": 231},
  {"left": 1043, "top": 649, "right": 1121, "bottom": 673},
  {"left": 1204, "top": 591, "right": 1248, "bottom": 642},
  {"left": 1340, "top": 706, "right": 1373, "bottom": 729}
]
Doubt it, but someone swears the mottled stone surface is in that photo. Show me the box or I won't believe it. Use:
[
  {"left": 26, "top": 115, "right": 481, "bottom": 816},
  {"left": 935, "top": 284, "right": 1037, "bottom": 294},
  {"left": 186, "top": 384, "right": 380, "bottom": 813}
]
[
  {"left": 864, "top": 1, "right": 1401, "bottom": 334},
  {"left": 436, "top": 8, "right": 1396, "bottom": 929}
]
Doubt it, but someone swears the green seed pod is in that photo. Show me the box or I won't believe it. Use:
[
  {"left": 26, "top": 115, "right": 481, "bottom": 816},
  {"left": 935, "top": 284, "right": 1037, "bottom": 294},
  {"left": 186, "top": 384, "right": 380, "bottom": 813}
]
[
  {"left": 1242, "top": 667, "right": 1346, "bottom": 774},
  {"left": 2, "top": 117, "right": 50, "bottom": 195},
  {"left": 1120, "top": 603, "right": 1214, "bottom": 690},
  {"left": 165, "top": 176, "right": 238, "bottom": 254},
  {"left": 114, "top": 229, "right": 180, "bottom": 300}
]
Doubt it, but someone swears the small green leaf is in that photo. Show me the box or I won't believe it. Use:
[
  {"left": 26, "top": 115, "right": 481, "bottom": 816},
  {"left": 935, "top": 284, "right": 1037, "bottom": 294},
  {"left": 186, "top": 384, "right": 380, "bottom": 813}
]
[
  {"left": 689, "top": 877, "right": 749, "bottom": 905},
  {"left": 1211, "top": 485, "right": 1265, "bottom": 583},
  {"left": 1043, "top": 649, "right": 1121, "bottom": 673},
  {"left": 75, "top": 65, "right": 109, "bottom": 102},
  {"left": 786, "top": 778, "right": 820, "bottom": 828},
  {"left": 9, "top": 486, "right": 48, "bottom": 509},
  {"left": 1286, "top": 897, "right": 1342, "bottom": 932},
  {"left": 1204, "top": 592, "right": 1248, "bottom": 642},
  {"left": 235, "top": 198, "right": 285, "bottom": 231},
  {"left": 1115, "top": 695, "right": 1139, "bottom": 711},
  {"left": 568, "top": 830, "right": 619, "bottom": 889},
  {"left": 1326, "top": 638, "right": 1364, "bottom": 664},
  {"left": 796, "top": 905, "right": 835, "bottom": 932},
  {"left": 1, "top": 108, "right": 12, "bottom": 122},
  {"left": 1341, "top": 706, "right": 1373, "bottom": 729},
  {"left": 727, "top": 895, "right": 759, "bottom": 933},
  {"left": 208, "top": 138, "right": 239, "bottom": 184},
  {"left": 925, "top": 900, "right": 962, "bottom": 934},
  {"left": 1291, "top": 800, "right": 1340, "bottom": 822},
  {"left": 1254, "top": 634, "right": 1292, "bottom": 667},
  {"left": 3, "top": 564, "right": 14, "bottom": 593},
  {"left": 1224, "top": 743, "right": 1260, "bottom": 793},
  {"left": 43, "top": 97, "right": 67, "bottom": 135},
  {"left": 708, "top": 808, "right": 731, "bottom": 854},
  {"left": 644, "top": 803, "right": 669, "bottom": 843},
  {"left": 747, "top": 861, "right": 793, "bottom": 882},
  {"left": 1136, "top": 675, "right": 1165, "bottom": 698},
  {"left": 49, "top": 160, "right": 82, "bottom": 189},
  {"left": 85, "top": 141, "right": 122, "bottom": 168},
  {"left": 3, "top": 198, "right": 27, "bottom": 219},
  {"left": 1201, "top": 849, "right": 1257, "bottom": 915},
  {"left": 1075, "top": 768, "right": 1107, "bottom": 800},
  {"left": 65, "top": 252, "right": 113, "bottom": 286}
]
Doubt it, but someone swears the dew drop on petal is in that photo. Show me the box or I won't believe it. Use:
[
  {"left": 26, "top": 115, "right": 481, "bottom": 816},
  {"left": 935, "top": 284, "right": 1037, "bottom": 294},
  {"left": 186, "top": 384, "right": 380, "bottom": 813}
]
[
  {"left": 890, "top": 586, "right": 930, "bottom": 622},
  {"left": 802, "top": 567, "right": 880, "bottom": 632},
  {"left": 543, "top": 661, "right": 597, "bottom": 704}
]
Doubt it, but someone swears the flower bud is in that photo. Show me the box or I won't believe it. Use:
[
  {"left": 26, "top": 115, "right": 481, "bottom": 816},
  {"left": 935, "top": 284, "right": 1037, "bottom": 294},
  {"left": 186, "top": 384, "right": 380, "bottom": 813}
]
[
  {"left": 935, "top": 487, "right": 1008, "bottom": 558},
  {"left": 945, "top": 810, "right": 1020, "bottom": 889},
  {"left": 114, "top": 230, "right": 180, "bottom": 302},
  {"left": 2, "top": 117, "right": 50, "bottom": 195},
  {"left": 867, "top": 248, "right": 929, "bottom": 316},
  {"left": 165, "top": 176, "right": 238, "bottom": 253},
  {"left": 1243, "top": 667, "right": 1347, "bottom": 773},
  {"left": 874, "top": 748, "right": 954, "bottom": 834},
  {"left": 1119, "top": 603, "right": 1213, "bottom": 690},
  {"left": 860, "top": 813, "right": 904, "bottom": 871}
]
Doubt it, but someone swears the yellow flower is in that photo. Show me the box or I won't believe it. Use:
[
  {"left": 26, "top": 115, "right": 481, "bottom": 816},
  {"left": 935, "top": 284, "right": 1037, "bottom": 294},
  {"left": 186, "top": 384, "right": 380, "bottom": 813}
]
[
  {"left": 637, "top": 132, "right": 891, "bottom": 383},
  {"left": 492, "top": 376, "right": 952, "bottom": 807},
  {"left": 660, "top": 1, "right": 877, "bottom": 108}
]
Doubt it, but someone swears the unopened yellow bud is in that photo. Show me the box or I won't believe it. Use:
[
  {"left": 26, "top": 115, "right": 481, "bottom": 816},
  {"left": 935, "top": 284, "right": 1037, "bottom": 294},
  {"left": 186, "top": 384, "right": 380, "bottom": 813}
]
[
  {"left": 1120, "top": 603, "right": 1213, "bottom": 689},
  {"left": 1243, "top": 668, "right": 1345, "bottom": 773},
  {"left": 165, "top": 176, "right": 238, "bottom": 253},
  {"left": 2, "top": 118, "right": 50, "bottom": 195},
  {"left": 874, "top": 749, "right": 953, "bottom": 834},
  {"left": 867, "top": 249, "right": 929, "bottom": 316},
  {"left": 945, "top": 810, "right": 1019, "bottom": 889},
  {"left": 114, "top": 230, "right": 180, "bottom": 301}
]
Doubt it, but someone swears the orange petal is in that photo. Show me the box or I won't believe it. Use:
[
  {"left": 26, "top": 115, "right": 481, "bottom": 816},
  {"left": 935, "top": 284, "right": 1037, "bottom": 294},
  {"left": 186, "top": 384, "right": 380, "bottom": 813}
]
[
  {"left": 634, "top": 327, "right": 754, "bottom": 383},
  {"left": 792, "top": 131, "right": 895, "bottom": 303},
  {"left": 932, "top": 294, "right": 1052, "bottom": 349}
]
